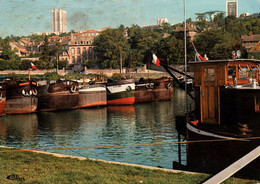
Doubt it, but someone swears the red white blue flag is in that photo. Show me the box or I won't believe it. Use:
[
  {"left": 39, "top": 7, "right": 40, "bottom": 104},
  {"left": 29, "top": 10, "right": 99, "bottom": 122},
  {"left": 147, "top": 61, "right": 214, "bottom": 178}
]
[
  {"left": 150, "top": 51, "right": 160, "bottom": 67},
  {"left": 31, "top": 62, "right": 38, "bottom": 70},
  {"left": 66, "top": 50, "right": 70, "bottom": 59},
  {"left": 191, "top": 42, "right": 208, "bottom": 61}
]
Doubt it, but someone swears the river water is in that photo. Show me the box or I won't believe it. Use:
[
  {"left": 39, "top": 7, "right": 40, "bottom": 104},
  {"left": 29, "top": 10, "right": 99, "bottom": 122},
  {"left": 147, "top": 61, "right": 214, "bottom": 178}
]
[{"left": 0, "top": 88, "right": 193, "bottom": 169}]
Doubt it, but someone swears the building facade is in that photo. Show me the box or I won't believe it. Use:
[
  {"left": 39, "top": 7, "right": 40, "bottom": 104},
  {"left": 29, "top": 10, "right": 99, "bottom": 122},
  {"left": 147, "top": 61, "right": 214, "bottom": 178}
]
[
  {"left": 157, "top": 18, "right": 168, "bottom": 26},
  {"left": 226, "top": 0, "right": 238, "bottom": 18},
  {"left": 52, "top": 9, "right": 67, "bottom": 34}
]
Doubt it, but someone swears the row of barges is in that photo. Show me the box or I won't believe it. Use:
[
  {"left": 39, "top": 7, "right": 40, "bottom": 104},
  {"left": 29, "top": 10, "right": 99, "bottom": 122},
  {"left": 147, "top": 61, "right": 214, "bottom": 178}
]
[{"left": 0, "top": 77, "right": 173, "bottom": 115}]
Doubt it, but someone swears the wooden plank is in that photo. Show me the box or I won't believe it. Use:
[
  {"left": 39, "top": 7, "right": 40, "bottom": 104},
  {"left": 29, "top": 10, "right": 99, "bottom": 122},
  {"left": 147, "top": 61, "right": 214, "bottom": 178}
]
[{"left": 203, "top": 146, "right": 260, "bottom": 184}]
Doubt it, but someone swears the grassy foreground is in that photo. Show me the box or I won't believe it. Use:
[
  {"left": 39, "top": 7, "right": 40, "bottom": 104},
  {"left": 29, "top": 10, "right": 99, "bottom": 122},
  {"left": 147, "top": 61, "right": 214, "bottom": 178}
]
[{"left": 0, "top": 147, "right": 258, "bottom": 184}]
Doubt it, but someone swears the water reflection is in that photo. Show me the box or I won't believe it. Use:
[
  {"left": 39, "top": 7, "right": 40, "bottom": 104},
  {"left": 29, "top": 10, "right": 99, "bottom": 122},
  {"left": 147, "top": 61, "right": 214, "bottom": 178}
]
[{"left": 0, "top": 88, "right": 190, "bottom": 169}]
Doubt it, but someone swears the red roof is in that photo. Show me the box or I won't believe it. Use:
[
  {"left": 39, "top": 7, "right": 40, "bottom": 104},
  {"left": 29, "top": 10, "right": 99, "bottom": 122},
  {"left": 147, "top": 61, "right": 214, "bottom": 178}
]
[
  {"left": 19, "top": 48, "right": 27, "bottom": 53},
  {"left": 249, "top": 41, "right": 260, "bottom": 52},
  {"left": 83, "top": 30, "right": 99, "bottom": 33}
]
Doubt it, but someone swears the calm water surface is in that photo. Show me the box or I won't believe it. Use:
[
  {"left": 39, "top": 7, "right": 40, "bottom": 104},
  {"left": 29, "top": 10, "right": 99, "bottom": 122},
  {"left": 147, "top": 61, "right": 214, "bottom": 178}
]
[{"left": 0, "top": 88, "right": 193, "bottom": 169}]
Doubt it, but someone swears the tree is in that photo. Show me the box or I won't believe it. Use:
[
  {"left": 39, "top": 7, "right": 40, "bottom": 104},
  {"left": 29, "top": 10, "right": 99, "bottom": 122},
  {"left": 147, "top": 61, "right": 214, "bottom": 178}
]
[
  {"left": 40, "top": 36, "right": 50, "bottom": 62},
  {"left": 213, "top": 12, "right": 225, "bottom": 27},
  {"left": 93, "top": 28, "right": 130, "bottom": 69},
  {"left": 1, "top": 39, "right": 20, "bottom": 62}
]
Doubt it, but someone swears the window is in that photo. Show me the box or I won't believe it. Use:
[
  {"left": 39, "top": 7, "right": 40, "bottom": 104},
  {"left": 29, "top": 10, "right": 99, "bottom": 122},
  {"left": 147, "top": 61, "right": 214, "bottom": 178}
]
[
  {"left": 204, "top": 68, "right": 215, "bottom": 81},
  {"left": 83, "top": 47, "right": 86, "bottom": 54},
  {"left": 77, "top": 56, "right": 81, "bottom": 63},
  {"left": 77, "top": 48, "right": 80, "bottom": 55},
  {"left": 255, "top": 97, "right": 260, "bottom": 113},
  {"left": 72, "top": 56, "right": 75, "bottom": 63},
  {"left": 239, "top": 67, "right": 247, "bottom": 79},
  {"left": 228, "top": 66, "right": 236, "bottom": 79},
  {"left": 71, "top": 48, "right": 75, "bottom": 54}
]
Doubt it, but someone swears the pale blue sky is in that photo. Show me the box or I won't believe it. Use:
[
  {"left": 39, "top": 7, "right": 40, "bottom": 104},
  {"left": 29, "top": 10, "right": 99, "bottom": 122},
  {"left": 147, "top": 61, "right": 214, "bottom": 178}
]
[{"left": 0, "top": 0, "right": 259, "bottom": 37}]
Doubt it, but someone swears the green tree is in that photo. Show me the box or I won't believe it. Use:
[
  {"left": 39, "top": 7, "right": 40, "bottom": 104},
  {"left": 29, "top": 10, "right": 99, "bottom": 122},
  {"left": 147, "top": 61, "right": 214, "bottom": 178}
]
[
  {"left": 93, "top": 28, "right": 130, "bottom": 69},
  {"left": 40, "top": 36, "right": 50, "bottom": 62},
  {"left": 1, "top": 39, "right": 21, "bottom": 62}
]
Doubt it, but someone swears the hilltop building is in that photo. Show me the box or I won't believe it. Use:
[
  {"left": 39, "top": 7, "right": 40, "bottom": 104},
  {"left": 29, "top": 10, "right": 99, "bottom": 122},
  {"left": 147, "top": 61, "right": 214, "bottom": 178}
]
[
  {"left": 52, "top": 9, "right": 67, "bottom": 34},
  {"left": 157, "top": 18, "right": 168, "bottom": 26},
  {"left": 226, "top": 0, "right": 238, "bottom": 18}
]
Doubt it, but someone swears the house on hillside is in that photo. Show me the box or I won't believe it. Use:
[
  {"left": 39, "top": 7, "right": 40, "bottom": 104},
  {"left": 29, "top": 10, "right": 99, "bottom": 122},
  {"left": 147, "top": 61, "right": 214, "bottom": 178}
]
[
  {"left": 241, "top": 32, "right": 260, "bottom": 51},
  {"left": 248, "top": 41, "right": 260, "bottom": 59},
  {"left": 10, "top": 42, "right": 27, "bottom": 57},
  {"left": 175, "top": 23, "right": 198, "bottom": 41}
]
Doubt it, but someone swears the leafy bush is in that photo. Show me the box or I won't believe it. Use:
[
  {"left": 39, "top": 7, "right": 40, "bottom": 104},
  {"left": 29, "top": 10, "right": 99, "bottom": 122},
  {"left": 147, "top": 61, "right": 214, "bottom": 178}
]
[
  {"left": 43, "top": 72, "right": 60, "bottom": 81},
  {"left": 111, "top": 73, "right": 125, "bottom": 80}
]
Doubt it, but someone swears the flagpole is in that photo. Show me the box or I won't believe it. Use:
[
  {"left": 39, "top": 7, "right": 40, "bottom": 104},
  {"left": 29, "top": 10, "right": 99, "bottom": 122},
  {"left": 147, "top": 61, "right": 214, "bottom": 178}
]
[
  {"left": 184, "top": 0, "right": 188, "bottom": 115},
  {"left": 29, "top": 68, "right": 31, "bottom": 81}
]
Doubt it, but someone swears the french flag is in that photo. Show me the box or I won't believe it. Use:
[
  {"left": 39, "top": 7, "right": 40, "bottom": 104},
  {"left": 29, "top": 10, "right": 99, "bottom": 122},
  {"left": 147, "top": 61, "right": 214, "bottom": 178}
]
[
  {"left": 191, "top": 42, "right": 208, "bottom": 61},
  {"left": 66, "top": 50, "right": 70, "bottom": 59},
  {"left": 31, "top": 62, "right": 38, "bottom": 70},
  {"left": 150, "top": 51, "right": 160, "bottom": 67}
]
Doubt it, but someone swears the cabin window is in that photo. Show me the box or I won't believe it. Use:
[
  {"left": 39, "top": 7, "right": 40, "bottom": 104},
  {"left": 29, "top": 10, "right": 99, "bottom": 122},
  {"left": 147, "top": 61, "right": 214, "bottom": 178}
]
[
  {"left": 254, "top": 97, "right": 260, "bottom": 113},
  {"left": 228, "top": 66, "right": 236, "bottom": 79},
  {"left": 248, "top": 67, "right": 257, "bottom": 78},
  {"left": 239, "top": 67, "right": 247, "bottom": 79},
  {"left": 204, "top": 68, "right": 215, "bottom": 81}
]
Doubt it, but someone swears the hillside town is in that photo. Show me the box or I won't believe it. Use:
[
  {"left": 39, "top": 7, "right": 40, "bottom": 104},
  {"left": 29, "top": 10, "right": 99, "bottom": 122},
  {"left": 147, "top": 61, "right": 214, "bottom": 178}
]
[{"left": 0, "top": 0, "right": 260, "bottom": 75}]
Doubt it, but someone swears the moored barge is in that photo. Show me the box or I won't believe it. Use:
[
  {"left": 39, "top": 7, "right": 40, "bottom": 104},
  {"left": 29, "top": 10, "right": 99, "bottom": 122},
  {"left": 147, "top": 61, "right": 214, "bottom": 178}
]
[
  {"left": 77, "top": 83, "right": 107, "bottom": 108},
  {"left": 106, "top": 79, "right": 135, "bottom": 105},
  {"left": 186, "top": 59, "right": 260, "bottom": 178},
  {"left": 37, "top": 80, "right": 79, "bottom": 112},
  {"left": 0, "top": 81, "right": 6, "bottom": 116},
  {"left": 135, "top": 77, "right": 174, "bottom": 103},
  {"left": 5, "top": 80, "right": 38, "bottom": 114}
]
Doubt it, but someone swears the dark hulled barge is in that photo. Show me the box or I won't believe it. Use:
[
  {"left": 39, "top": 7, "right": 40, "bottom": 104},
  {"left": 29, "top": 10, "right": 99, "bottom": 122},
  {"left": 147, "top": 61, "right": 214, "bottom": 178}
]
[
  {"left": 186, "top": 59, "right": 260, "bottom": 179},
  {"left": 77, "top": 83, "right": 107, "bottom": 108},
  {"left": 135, "top": 77, "right": 174, "bottom": 103},
  {"left": 5, "top": 80, "right": 38, "bottom": 114},
  {"left": 0, "top": 81, "right": 6, "bottom": 116},
  {"left": 37, "top": 80, "right": 79, "bottom": 112}
]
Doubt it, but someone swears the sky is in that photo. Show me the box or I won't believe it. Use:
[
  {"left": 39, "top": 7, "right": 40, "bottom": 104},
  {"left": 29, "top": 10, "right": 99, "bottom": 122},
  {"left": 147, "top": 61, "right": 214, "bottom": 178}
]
[{"left": 0, "top": 0, "right": 259, "bottom": 38}]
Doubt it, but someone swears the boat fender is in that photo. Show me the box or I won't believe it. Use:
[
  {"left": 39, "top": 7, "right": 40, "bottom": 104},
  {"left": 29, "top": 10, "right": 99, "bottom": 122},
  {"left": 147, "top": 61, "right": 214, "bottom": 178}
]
[
  {"left": 0, "top": 93, "right": 2, "bottom": 101},
  {"left": 29, "top": 90, "right": 33, "bottom": 96},
  {"left": 167, "top": 83, "right": 172, "bottom": 89},
  {"left": 126, "top": 86, "right": 132, "bottom": 92},
  {"left": 146, "top": 83, "right": 154, "bottom": 89},
  {"left": 32, "top": 89, "right": 37, "bottom": 96},
  {"left": 22, "top": 89, "right": 27, "bottom": 96},
  {"left": 70, "top": 86, "right": 77, "bottom": 93}
]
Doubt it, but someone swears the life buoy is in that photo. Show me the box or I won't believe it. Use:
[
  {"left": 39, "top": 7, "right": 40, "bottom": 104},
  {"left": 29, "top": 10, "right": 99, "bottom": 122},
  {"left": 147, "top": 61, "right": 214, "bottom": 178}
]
[
  {"left": 32, "top": 89, "right": 37, "bottom": 96},
  {"left": 126, "top": 86, "right": 132, "bottom": 92},
  {"left": 167, "top": 83, "right": 172, "bottom": 89},
  {"left": 70, "top": 86, "right": 77, "bottom": 93}
]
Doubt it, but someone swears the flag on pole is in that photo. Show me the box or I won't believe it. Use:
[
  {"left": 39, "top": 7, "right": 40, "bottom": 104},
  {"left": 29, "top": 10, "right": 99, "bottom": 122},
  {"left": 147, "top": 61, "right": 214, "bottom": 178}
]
[
  {"left": 191, "top": 41, "right": 208, "bottom": 61},
  {"left": 31, "top": 62, "right": 38, "bottom": 70},
  {"left": 150, "top": 51, "right": 160, "bottom": 67},
  {"left": 66, "top": 50, "right": 70, "bottom": 59}
]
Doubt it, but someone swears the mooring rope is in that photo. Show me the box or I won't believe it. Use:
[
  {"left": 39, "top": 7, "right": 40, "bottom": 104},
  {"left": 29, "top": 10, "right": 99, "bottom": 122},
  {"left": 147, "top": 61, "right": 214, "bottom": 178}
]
[{"left": 0, "top": 136, "right": 260, "bottom": 153}]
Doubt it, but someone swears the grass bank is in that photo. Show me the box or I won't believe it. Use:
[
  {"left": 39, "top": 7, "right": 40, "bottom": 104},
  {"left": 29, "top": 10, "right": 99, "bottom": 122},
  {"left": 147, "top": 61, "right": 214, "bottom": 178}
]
[{"left": 0, "top": 147, "right": 258, "bottom": 184}]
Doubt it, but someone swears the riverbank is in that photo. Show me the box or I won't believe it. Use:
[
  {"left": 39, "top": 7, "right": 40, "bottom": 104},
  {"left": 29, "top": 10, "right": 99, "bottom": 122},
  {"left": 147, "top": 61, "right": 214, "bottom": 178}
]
[{"left": 0, "top": 147, "right": 258, "bottom": 184}]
